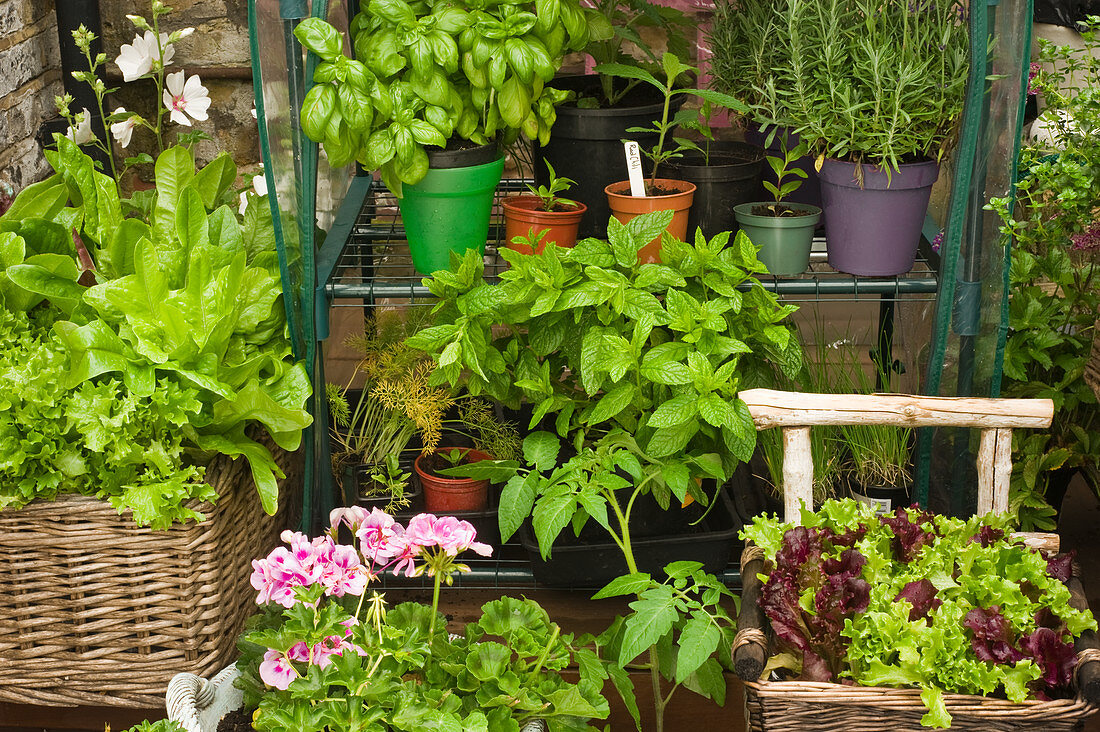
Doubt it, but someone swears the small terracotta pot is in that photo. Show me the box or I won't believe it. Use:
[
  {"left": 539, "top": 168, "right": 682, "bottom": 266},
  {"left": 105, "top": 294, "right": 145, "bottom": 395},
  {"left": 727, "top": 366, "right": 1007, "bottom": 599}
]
[
  {"left": 415, "top": 449, "right": 491, "bottom": 513},
  {"left": 502, "top": 195, "right": 587, "bottom": 254},
  {"left": 604, "top": 179, "right": 696, "bottom": 263}
]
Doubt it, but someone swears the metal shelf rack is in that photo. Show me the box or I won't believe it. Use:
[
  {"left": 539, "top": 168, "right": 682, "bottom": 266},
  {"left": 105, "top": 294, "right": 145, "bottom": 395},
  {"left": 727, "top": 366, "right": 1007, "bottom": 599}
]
[
  {"left": 318, "top": 178, "right": 938, "bottom": 334},
  {"left": 314, "top": 175, "right": 940, "bottom": 589}
]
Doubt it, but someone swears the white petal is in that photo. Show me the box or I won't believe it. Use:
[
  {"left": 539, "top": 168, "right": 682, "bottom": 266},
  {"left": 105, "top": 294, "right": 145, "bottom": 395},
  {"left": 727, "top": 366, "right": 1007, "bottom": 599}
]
[
  {"left": 165, "top": 70, "right": 185, "bottom": 96},
  {"left": 182, "top": 74, "right": 207, "bottom": 99},
  {"left": 177, "top": 27, "right": 195, "bottom": 39},
  {"left": 239, "top": 191, "right": 249, "bottom": 216},
  {"left": 116, "top": 44, "right": 152, "bottom": 82},
  {"left": 252, "top": 174, "right": 268, "bottom": 196},
  {"left": 110, "top": 118, "right": 134, "bottom": 148},
  {"left": 186, "top": 97, "right": 211, "bottom": 122},
  {"left": 170, "top": 108, "right": 192, "bottom": 126},
  {"left": 112, "top": 106, "right": 127, "bottom": 116},
  {"left": 163, "top": 87, "right": 175, "bottom": 113}
]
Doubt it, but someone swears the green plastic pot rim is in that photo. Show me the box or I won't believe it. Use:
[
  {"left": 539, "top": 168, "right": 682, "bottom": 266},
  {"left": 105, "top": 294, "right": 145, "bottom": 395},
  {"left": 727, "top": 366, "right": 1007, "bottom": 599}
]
[
  {"left": 734, "top": 202, "right": 822, "bottom": 227},
  {"left": 403, "top": 156, "right": 505, "bottom": 196}
]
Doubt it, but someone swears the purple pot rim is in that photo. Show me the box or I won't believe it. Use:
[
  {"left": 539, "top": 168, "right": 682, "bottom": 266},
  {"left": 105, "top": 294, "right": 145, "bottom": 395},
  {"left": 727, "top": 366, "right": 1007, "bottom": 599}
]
[{"left": 819, "top": 158, "right": 939, "bottom": 191}]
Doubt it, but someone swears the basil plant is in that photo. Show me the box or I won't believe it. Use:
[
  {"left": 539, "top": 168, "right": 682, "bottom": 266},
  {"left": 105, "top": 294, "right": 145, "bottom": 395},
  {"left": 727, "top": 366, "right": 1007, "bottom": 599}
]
[{"left": 293, "top": 0, "right": 598, "bottom": 193}]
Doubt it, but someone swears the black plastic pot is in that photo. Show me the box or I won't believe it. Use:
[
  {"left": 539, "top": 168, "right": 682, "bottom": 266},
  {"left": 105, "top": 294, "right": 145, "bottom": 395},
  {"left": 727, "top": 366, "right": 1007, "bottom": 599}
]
[
  {"left": 665, "top": 142, "right": 765, "bottom": 239},
  {"left": 1047, "top": 466, "right": 1080, "bottom": 521},
  {"left": 426, "top": 140, "right": 501, "bottom": 168},
  {"left": 353, "top": 463, "right": 425, "bottom": 513},
  {"left": 849, "top": 482, "right": 911, "bottom": 515},
  {"left": 535, "top": 75, "right": 677, "bottom": 239},
  {"left": 519, "top": 487, "right": 738, "bottom": 588}
]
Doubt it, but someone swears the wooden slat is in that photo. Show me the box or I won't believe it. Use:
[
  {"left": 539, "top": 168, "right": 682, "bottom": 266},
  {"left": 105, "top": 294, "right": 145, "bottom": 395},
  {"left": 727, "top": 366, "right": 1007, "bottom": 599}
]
[
  {"left": 783, "top": 427, "right": 813, "bottom": 522},
  {"left": 976, "top": 429, "right": 997, "bottom": 515},
  {"left": 1014, "top": 532, "right": 1060, "bottom": 552},
  {"left": 992, "top": 428, "right": 1013, "bottom": 515},
  {"left": 741, "top": 389, "right": 1053, "bottom": 429}
]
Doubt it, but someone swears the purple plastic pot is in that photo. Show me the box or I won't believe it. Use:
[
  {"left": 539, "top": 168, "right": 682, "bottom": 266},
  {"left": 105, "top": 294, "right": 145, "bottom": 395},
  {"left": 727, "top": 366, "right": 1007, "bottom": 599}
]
[
  {"left": 818, "top": 158, "right": 939, "bottom": 276},
  {"left": 743, "top": 124, "right": 822, "bottom": 213}
]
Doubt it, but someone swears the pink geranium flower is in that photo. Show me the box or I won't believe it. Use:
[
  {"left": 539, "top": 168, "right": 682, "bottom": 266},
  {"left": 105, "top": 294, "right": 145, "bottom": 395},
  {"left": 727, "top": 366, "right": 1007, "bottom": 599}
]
[
  {"left": 405, "top": 513, "right": 493, "bottom": 557},
  {"left": 356, "top": 508, "right": 403, "bottom": 566},
  {"left": 384, "top": 533, "right": 423, "bottom": 578},
  {"left": 329, "top": 506, "right": 370, "bottom": 532},
  {"left": 259, "top": 650, "right": 297, "bottom": 690}
]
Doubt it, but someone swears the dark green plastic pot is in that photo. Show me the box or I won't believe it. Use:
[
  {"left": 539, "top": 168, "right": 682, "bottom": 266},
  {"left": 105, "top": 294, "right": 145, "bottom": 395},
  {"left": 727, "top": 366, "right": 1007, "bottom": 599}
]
[
  {"left": 733, "top": 202, "right": 822, "bottom": 276},
  {"left": 399, "top": 154, "right": 505, "bottom": 275}
]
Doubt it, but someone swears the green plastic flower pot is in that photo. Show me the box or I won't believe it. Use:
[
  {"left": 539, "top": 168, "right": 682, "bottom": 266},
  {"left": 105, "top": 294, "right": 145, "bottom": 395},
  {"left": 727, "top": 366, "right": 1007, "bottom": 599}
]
[
  {"left": 399, "top": 155, "right": 505, "bottom": 275},
  {"left": 733, "top": 202, "right": 822, "bottom": 276}
]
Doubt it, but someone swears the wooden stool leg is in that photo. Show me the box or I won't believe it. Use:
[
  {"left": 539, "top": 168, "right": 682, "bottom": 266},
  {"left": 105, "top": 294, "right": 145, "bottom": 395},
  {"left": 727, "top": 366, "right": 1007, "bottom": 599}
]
[
  {"left": 977, "top": 428, "right": 1013, "bottom": 516},
  {"left": 782, "top": 427, "right": 813, "bottom": 522}
]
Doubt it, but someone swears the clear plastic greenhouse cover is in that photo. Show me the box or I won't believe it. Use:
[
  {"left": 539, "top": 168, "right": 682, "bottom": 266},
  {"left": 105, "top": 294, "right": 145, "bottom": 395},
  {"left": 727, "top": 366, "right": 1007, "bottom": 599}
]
[
  {"left": 249, "top": 0, "right": 352, "bottom": 363},
  {"left": 916, "top": 0, "right": 1034, "bottom": 515},
  {"left": 249, "top": 0, "right": 353, "bottom": 530}
]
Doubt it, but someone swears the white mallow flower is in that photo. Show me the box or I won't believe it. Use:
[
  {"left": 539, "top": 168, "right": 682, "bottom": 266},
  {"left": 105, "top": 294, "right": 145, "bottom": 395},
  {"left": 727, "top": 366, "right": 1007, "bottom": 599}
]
[
  {"left": 238, "top": 174, "right": 269, "bottom": 215},
  {"left": 66, "top": 108, "right": 94, "bottom": 145},
  {"left": 163, "top": 71, "right": 211, "bottom": 126},
  {"left": 115, "top": 31, "right": 174, "bottom": 82},
  {"left": 110, "top": 107, "right": 137, "bottom": 148}
]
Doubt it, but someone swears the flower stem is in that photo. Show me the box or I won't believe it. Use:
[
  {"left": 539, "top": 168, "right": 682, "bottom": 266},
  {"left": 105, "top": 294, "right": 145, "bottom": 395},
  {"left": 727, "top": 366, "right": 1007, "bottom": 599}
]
[
  {"left": 527, "top": 623, "right": 560, "bottom": 685},
  {"left": 428, "top": 554, "right": 443, "bottom": 636},
  {"left": 151, "top": 15, "right": 166, "bottom": 152}
]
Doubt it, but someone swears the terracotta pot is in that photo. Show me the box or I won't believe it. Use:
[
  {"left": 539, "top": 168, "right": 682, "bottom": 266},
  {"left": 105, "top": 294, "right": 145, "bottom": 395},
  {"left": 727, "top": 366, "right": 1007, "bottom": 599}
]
[
  {"left": 502, "top": 195, "right": 587, "bottom": 254},
  {"left": 415, "top": 449, "right": 491, "bottom": 513},
  {"left": 604, "top": 179, "right": 696, "bottom": 263}
]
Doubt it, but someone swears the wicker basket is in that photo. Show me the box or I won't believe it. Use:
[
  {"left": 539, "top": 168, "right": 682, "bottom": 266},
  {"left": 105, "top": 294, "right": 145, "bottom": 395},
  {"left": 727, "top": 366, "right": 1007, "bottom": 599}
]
[
  {"left": 742, "top": 679, "right": 1098, "bottom": 731},
  {"left": 732, "top": 390, "right": 1100, "bottom": 731},
  {"left": 0, "top": 433, "right": 302, "bottom": 708}
]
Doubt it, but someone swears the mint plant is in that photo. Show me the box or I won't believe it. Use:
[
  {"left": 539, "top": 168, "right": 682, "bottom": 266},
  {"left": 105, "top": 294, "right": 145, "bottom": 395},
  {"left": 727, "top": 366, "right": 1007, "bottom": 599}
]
[{"left": 408, "top": 210, "right": 802, "bottom": 489}]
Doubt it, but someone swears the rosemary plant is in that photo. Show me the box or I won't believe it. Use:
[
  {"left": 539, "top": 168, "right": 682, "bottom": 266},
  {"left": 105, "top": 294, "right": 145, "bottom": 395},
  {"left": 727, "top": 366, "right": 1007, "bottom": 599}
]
[{"left": 709, "top": 0, "right": 970, "bottom": 171}]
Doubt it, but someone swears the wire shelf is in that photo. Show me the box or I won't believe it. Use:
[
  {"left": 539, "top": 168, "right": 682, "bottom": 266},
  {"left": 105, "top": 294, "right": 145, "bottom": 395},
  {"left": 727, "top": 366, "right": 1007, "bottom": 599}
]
[{"left": 324, "top": 179, "right": 939, "bottom": 306}]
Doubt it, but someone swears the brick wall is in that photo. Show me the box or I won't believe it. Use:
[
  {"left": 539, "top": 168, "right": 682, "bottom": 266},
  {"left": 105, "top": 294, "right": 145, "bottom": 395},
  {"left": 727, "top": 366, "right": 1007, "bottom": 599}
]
[{"left": 0, "top": 0, "right": 63, "bottom": 191}]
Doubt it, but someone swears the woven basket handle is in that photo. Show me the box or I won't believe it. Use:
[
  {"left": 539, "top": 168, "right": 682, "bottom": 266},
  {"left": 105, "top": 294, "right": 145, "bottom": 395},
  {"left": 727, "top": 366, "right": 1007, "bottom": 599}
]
[
  {"left": 739, "top": 389, "right": 1054, "bottom": 524},
  {"left": 733, "top": 543, "right": 768, "bottom": 681}
]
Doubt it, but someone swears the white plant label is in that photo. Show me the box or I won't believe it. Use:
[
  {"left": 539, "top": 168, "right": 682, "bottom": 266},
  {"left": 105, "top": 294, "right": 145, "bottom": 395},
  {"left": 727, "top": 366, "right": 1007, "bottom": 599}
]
[{"left": 624, "top": 141, "right": 646, "bottom": 197}]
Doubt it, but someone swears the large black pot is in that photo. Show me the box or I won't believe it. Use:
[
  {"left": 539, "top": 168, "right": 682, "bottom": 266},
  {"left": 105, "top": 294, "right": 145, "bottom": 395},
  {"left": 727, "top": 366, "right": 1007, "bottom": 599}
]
[
  {"left": 519, "top": 484, "right": 739, "bottom": 589},
  {"left": 535, "top": 75, "right": 677, "bottom": 239},
  {"left": 665, "top": 141, "right": 765, "bottom": 239}
]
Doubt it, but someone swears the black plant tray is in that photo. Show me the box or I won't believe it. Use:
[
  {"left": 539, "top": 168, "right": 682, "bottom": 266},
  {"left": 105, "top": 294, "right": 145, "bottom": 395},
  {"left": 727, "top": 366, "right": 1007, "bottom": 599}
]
[{"left": 519, "top": 487, "right": 739, "bottom": 589}]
